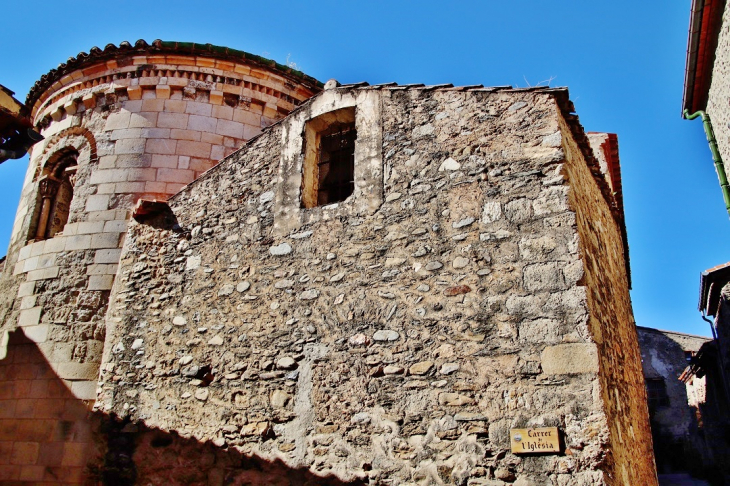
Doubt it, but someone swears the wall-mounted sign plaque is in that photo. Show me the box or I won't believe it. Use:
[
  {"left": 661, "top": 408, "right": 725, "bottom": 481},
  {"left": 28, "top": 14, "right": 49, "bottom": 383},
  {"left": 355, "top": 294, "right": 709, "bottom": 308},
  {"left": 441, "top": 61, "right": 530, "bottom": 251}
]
[{"left": 510, "top": 427, "right": 560, "bottom": 454}]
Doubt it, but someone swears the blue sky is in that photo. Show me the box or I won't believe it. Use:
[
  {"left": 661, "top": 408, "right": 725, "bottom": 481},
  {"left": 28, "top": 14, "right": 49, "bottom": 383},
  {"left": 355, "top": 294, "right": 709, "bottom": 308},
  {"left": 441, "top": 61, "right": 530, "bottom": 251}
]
[{"left": 0, "top": 1, "right": 726, "bottom": 337}]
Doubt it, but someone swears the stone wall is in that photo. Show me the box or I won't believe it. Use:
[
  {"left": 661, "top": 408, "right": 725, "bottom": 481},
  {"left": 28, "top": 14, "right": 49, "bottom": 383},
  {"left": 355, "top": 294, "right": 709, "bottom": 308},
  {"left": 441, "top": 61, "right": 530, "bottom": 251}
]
[
  {"left": 559, "top": 110, "right": 657, "bottom": 486},
  {"left": 96, "top": 86, "right": 655, "bottom": 485},
  {"left": 706, "top": 1, "right": 730, "bottom": 183},
  {"left": 636, "top": 327, "right": 711, "bottom": 477}
]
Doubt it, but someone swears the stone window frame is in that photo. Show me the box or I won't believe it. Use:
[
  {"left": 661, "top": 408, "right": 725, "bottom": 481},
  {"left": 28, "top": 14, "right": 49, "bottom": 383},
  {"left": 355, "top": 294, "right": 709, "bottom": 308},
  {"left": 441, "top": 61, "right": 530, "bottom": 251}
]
[
  {"left": 273, "top": 89, "right": 383, "bottom": 236},
  {"left": 31, "top": 151, "right": 78, "bottom": 241},
  {"left": 301, "top": 106, "right": 357, "bottom": 209},
  {"left": 645, "top": 377, "right": 670, "bottom": 412},
  {"left": 25, "top": 131, "right": 93, "bottom": 243}
]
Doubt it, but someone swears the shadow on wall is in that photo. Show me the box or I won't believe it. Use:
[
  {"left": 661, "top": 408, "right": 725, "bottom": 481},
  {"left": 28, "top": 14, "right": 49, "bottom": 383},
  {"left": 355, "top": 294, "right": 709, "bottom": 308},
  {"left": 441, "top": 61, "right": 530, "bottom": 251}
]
[
  {"left": 0, "top": 328, "right": 100, "bottom": 483},
  {"left": 639, "top": 329, "right": 726, "bottom": 484},
  {"left": 0, "top": 329, "right": 367, "bottom": 485},
  {"left": 685, "top": 342, "right": 730, "bottom": 486}
]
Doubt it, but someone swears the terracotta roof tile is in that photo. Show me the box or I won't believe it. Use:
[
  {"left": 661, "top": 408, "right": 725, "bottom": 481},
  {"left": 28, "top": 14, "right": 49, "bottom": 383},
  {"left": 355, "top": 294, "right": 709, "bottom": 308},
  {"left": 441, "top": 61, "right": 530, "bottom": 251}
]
[{"left": 26, "top": 39, "right": 324, "bottom": 109}]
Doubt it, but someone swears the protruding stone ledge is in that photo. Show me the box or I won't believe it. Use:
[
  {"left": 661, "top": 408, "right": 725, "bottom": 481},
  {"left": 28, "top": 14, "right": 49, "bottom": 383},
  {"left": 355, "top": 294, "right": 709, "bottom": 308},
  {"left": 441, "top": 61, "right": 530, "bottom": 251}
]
[{"left": 132, "top": 199, "right": 171, "bottom": 222}]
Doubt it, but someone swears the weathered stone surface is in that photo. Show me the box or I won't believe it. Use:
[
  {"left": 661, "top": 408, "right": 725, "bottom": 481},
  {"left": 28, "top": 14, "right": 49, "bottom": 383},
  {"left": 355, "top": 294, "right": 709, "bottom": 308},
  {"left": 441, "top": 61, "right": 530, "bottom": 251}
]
[
  {"left": 276, "top": 357, "right": 297, "bottom": 370},
  {"left": 541, "top": 343, "right": 599, "bottom": 375},
  {"left": 373, "top": 330, "right": 399, "bottom": 341},
  {"left": 385, "top": 257, "right": 406, "bottom": 267},
  {"left": 208, "top": 335, "right": 224, "bottom": 346},
  {"left": 275, "top": 279, "right": 295, "bottom": 289},
  {"left": 438, "top": 393, "right": 475, "bottom": 406},
  {"left": 298, "top": 289, "right": 319, "bottom": 300},
  {"left": 383, "top": 365, "right": 404, "bottom": 375},
  {"left": 269, "top": 243, "right": 292, "bottom": 256},
  {"left": 542, "top": 131, "right": 562, "bottom": 147},
  {"left": 351, "top": 412, "right": 371, "bottom": 424},
  {"left": 454, "top": 412, "right": 486, "bottom": 421},
  {"left": 425, "top": 261, "right": 443, "bottom": 271},
  {"left": 270, "top": 390, "right": 291, "bottom": 408},
  {"left": 523, "top": 262, "right": 565, "bottom": 291},
  {"left": 504, "top": 198, "right": 532, "bottom": 223},
  {"left": 241, "top": 421, "right": 270, "bottom": 437},
  {"left": 452, "top": 216, "right": 475, "bottom": 229},
  {"left": 348, "top": 333, "right": 370, "bottom": 346},
  {"left": 259, "top": 191, "right": 275, "bottom": 204},
  {"left": 217, "top": 284, "right": 235, "bottom": 296},
  {"left": 439, "top": 157, "right": 461, "bottom": 171},
  {"left": 186, "top": 255, "right": 202, "bottom": 270},
  {"left": 409, "top": 361, "right": 434, "bottom": 375},
  {"left": 453, "top": 257, "right": 470, "bottom": 269},
  {"left": 291, "top": 230, "right": 313, "bottom": 239},
  {"left": 444, "top": 285, "right": 471, "bottom": 296},
  {"left": 440, "top": 363, "right": 460, "bottom": 375}
]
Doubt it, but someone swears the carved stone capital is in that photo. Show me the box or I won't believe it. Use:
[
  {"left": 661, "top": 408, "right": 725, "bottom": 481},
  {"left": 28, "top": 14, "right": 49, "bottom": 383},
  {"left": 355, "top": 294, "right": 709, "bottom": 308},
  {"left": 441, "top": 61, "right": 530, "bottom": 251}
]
[{"left": 39, "top": 177, "right": 60, "bottom": 198}]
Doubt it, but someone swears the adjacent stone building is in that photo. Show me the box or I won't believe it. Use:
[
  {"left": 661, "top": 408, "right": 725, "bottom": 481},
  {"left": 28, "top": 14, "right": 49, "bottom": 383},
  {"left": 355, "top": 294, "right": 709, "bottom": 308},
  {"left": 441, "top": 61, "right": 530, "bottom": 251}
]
[
  {"left": 680, "top": 263, "right": 730, "bottom": 484},
  {"left": 0, "top": 40, "right": 657, "bottom": 485},
  {"left": 681, "top": 2, "right": 730, "bottom": 482},
  {"left": 636, "top": 327, "right": 714, "bottom": 479},
  {"left": 684, "top": 0, "right": 730, "bottom": 169}
]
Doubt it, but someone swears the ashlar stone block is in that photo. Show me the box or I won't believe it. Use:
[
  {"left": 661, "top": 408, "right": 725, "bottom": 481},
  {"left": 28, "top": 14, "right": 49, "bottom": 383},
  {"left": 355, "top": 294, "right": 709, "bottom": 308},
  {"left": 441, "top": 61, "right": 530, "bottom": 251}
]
[
  {"left": 55, "top": 362, "right": 99, "bottom": 381},
  {"left": 85, "top": 195, "right": 110, "bottom": 212},
  {"left": 88, "top": 275, "right": 114, "bottom": 290},
  {"left": 541, "top": 343, "right": 599, "bottom": 375},
  {"left": 18, "top": 307, "right": 42, "bottom": 327}
]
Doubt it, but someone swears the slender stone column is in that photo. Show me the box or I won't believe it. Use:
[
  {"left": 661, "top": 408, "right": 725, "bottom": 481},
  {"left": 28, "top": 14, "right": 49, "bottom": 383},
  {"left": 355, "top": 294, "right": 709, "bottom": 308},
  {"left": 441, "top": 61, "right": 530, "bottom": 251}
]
[{"left": 35, "top": 177, "right": 58, "bottom": 240}]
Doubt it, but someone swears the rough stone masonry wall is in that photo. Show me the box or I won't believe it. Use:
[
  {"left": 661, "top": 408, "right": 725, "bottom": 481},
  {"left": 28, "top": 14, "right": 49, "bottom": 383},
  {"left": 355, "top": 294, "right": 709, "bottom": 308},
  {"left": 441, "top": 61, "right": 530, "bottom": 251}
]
[
  {"left": 558, "top": 111, "right": 656, "bottom": 486},
  {"left": 0, "top": 53, "right": 317, "bottom": 406},
  {"left": 707, "top": 1, "right": 730, "bottom": 185},
  {"left": 98, "top": 88, "right": 649, "bottom": 485}
]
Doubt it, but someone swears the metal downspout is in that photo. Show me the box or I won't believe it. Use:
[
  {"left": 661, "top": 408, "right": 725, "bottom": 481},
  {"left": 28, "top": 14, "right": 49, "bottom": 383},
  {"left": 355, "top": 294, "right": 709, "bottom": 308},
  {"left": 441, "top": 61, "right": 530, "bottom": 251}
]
[
  {"left": 702, "top": 312, "right": 730, "bottom": 404},
  {"left": 684, "top": 109, "right": 730, "bottom": 219}
]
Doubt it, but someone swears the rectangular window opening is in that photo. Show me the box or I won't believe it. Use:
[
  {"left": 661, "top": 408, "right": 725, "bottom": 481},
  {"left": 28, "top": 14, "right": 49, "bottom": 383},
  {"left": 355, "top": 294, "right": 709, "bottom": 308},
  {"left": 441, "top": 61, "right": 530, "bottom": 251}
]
[
  {"left": 646, "top": 378, "right": 670, "bottom": 412},
  {"left": 301, "top": 107, "right": 356, "bottom": 208}
]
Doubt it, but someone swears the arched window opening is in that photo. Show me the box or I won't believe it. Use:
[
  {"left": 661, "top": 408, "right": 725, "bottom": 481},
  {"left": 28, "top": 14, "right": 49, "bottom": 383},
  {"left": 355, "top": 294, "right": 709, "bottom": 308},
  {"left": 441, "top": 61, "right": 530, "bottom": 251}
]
[{"left": 32, "top": 151, "right": 78, "bottom": 241}]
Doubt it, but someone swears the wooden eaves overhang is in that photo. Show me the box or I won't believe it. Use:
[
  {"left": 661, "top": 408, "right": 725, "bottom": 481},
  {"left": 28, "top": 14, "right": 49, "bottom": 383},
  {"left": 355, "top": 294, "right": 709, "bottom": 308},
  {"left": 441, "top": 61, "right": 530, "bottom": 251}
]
[
  {"left": 699, "top": 261, "right": 730, "bottom": 316},
  {"left": 0, "top": 84, "right": 31, "bottom": 138},
  {"left": 683, "top": 0, "right": 727, "bottom": 114}
]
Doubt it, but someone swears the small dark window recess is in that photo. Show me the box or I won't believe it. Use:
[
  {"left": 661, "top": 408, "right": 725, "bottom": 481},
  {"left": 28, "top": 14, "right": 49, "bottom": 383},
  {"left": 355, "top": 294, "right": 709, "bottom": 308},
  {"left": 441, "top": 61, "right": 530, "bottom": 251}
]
[
  {"left": 646, "top": 378, "right": 670, "bottom": 412},
  {"left": 301, "top": 107, "right": 356, "bottom": 208}
]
